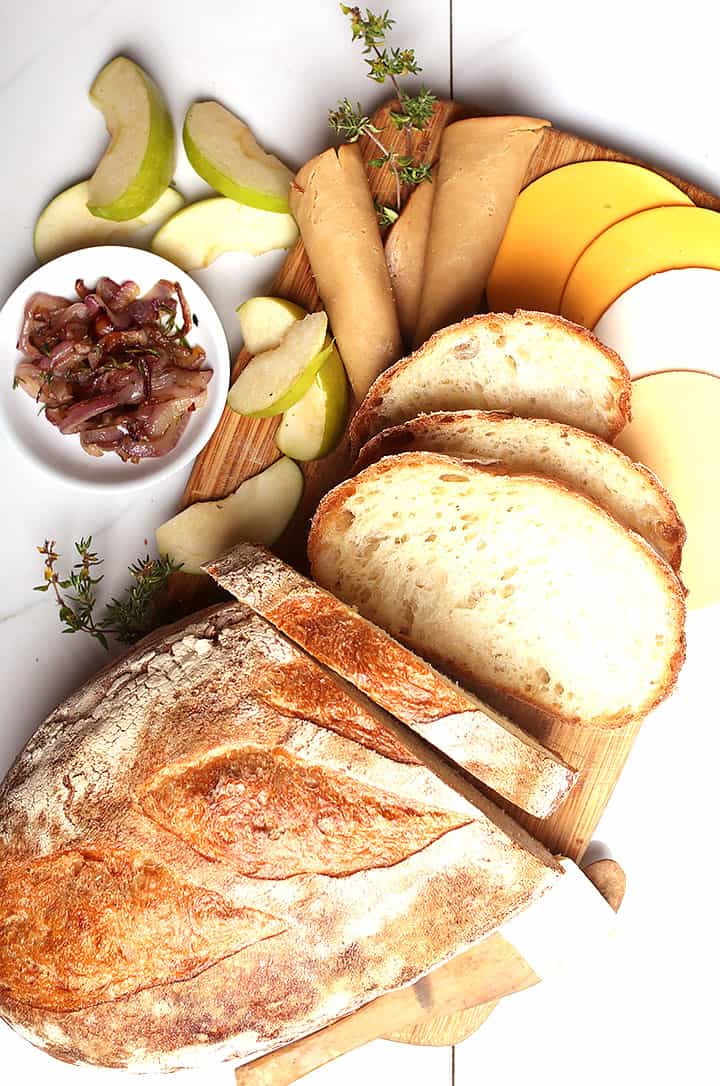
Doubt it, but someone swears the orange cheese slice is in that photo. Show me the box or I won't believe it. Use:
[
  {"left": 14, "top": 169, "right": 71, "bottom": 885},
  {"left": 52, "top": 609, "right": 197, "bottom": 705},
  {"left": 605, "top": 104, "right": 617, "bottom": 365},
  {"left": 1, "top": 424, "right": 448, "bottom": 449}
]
[
  {"left": 561, "top": 206, "right": 720, "bottom": 329},
  {"left": 614, "top": 370, "right": 720, "bottom": 610},
  {"left": 486, "top": 162, "right": 691, "bottom": 315}
]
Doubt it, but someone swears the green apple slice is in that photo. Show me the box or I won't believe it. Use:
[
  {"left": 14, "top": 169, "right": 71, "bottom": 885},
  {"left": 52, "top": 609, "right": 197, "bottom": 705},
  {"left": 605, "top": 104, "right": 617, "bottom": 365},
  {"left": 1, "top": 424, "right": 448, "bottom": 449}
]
[
  {"left": 156, "top": 457, "right": 303, "bottom": 576},
  {"left": 184, "top": 101, "right": 294, "bottom": 213},
  {"left": 227, "top": 311, "right": 330, "bottom": 417},
  {"left": 34, "top": 181, "right": 183, "bottom": 262},
  {"left": 276, "top": 346, "right": 348, "bottom": 461},
  {"left": 151, "top": 197, "right": 298, "bottom": 270},
  {"left": 236, "top": 296, "right": 306, "bottom": 354},
  {"left": 87, "top": 57, "right": 175, "bottom": 222}
]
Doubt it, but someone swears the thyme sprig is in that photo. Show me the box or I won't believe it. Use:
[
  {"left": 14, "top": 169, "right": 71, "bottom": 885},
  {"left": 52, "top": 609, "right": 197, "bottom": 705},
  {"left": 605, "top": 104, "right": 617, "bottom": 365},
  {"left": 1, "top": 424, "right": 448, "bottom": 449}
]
[
  {"left": 35, "top": 538, "right": 181, "bottom": 649},
  {"left": 329, "top": 5, "right": 437, "bottom": 225}
]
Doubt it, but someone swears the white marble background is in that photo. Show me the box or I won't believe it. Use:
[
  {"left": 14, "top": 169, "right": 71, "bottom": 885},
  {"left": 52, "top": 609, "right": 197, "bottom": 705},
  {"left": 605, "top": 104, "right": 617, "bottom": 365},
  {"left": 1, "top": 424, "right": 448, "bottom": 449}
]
[{"left": 1, "top": 1, "right": 718, "bottom": 1083}]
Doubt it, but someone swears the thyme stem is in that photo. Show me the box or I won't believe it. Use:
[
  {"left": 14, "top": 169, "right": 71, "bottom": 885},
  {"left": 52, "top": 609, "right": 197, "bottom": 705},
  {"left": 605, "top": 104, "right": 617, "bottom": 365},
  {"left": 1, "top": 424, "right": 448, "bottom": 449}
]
[{"left": 364, "top": 128, "right": 403, "bottom": 214}]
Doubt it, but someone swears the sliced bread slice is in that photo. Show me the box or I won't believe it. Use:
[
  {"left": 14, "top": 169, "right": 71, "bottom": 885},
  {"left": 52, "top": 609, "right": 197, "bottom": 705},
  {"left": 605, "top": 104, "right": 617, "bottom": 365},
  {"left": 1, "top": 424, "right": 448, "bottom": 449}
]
[
  {"left": 206, "top": 542, "right": 578, "bottom": 819},
  {"left": 349, "top": 310, "right": 631, "bottom": 453},
  {"left": 308, "top": 453, "right": 686, "bottom": 728},
  {"left": 354, "top": 411, "right": 685, "bottom": 571}
]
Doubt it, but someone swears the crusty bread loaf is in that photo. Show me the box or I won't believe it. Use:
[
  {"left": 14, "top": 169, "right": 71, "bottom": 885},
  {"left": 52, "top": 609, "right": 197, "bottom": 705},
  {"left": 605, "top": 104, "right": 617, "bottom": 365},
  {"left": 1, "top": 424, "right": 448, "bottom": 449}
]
[
  {"left": 349, "top": 310, "right": 631, "bottom": 453},
  {"left": 354, "top": 411, "right": 685, "bottom": 570},
  {"left": 0, "top": 603, "right": 559, "bottom": 1071},
  {"left": 206, "top": 543, "right": 577, "bottom": 819},
  {"left": 308, "top": 453, "right": 686, "bottom": 728}
]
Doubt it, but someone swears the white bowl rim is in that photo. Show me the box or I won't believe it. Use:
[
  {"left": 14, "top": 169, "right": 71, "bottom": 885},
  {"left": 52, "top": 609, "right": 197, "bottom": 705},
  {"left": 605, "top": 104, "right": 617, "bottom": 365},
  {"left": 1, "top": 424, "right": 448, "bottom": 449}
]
[{"left": 0, "top": 245, "right": 230, "bottom": 492}]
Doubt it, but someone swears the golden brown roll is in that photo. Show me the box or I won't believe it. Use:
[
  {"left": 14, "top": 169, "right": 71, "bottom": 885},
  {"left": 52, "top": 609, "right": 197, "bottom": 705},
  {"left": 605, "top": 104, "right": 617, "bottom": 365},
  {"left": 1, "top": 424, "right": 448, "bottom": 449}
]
[
  {"left": 290, "top": 144, "right": 403, "bottom": 399},
  {"left": 414, "top": 116, "right": 549, "bottom": 346}
]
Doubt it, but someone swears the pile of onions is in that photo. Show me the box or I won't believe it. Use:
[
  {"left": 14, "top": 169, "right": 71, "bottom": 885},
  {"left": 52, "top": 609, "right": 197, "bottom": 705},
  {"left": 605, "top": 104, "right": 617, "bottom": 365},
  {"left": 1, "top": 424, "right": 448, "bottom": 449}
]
[{"left": 14, "top": 277, "right": 213, "bottom": 461}]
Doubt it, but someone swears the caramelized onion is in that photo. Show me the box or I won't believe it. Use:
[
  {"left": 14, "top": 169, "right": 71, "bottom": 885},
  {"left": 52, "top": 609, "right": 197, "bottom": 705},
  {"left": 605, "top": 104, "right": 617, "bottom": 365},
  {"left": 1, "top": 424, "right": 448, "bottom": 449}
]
[{"left": 14, "top": 278, "right": 212, "bottom": 462}]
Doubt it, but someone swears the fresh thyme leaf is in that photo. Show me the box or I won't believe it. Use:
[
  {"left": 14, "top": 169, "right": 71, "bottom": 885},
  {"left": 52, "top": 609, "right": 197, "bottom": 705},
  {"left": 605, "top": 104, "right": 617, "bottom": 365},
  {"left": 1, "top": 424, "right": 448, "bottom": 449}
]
[
  {"left": 396, "top": 158, "right": 433, "bottom": 185},
  {"left": 374, "top": 200, "right": 399, "bottom": 227},
  {"left": 103, "top": 553, "right": 181, "bottom": 644},
  {"left": 333, "top": 5, "right": 435, "bottom": 217},
  {"left": 391, "top": 87, "right": 437, "bottom": 130},
  {"left": 12, "top": 376, "right": 18, "bottom": 390},
  {"left": 328, "top": 98, "right": 380, "bottom": 142},
  {"left": 36, "top": 538, "right": 182, "bottom": 649},
  {"left": 341, "top": 5, "right": 395, "bottom": 48},
  {"left": 366, "top": 46, "right": 420, "bottom": 82}
]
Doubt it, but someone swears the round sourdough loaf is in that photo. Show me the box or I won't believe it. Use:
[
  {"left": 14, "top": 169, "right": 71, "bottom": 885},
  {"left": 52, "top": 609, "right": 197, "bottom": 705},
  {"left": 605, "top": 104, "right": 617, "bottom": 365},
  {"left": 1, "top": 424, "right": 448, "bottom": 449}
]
[{"left": 0, "top": 603, "right": 558, "bottom": 1071}]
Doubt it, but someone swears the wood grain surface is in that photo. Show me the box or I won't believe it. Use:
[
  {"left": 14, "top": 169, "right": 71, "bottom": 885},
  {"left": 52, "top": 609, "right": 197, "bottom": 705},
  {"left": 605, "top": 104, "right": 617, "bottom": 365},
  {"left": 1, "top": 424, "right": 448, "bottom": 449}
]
[{"left": 169, "top": 99, "right": 708, "bottom": 1056}]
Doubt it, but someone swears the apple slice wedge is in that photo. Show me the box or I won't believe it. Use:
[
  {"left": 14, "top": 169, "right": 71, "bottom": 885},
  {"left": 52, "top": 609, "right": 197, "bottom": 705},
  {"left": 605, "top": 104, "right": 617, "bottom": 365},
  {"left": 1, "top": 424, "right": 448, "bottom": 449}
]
[
  {"left": 155, "top": 457, "right": 303, "bottom": 575},
  {"left": 87, "top": 57, "right": 175, "bottom": 222},
  {"left": 276, "top": 347, "right": 348, "bottom": 461},
  {"left": 227, "top": 311, "right": 330, "bottom": 417},
  {"left": 34, "top": 181, "right": 183, "bottom": 262},
  {"left": 151, "top": 197, "right": 298, "bottom": 270},
  {"left": 184, "top": 101, "right": 294, "bottom": 213},
  {"left": 237, "top": 296, "right": 306, "bottom": 354}
]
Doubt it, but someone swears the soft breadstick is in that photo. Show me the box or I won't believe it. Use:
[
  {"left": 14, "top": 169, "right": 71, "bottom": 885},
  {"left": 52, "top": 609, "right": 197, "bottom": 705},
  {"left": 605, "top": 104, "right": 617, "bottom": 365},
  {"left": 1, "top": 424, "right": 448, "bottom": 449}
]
[
  {"left": 290, "top": 144, "right": 402, "bottom": 399},
  {"left": 414, "top": 116, "right": 549, "bottom": 345}
]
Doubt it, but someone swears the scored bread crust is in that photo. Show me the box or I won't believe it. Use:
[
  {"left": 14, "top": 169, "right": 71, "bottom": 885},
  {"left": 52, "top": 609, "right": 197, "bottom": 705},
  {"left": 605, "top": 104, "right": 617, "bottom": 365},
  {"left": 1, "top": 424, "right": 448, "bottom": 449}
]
[
  {"left": 206, "top": 543, "right": 577, "bottom": 819},
  {"left": 308, "top": 453, "right": 686, "bottom": 729},
  {"left": 0, "top": 603, "right": 558, "bottom": 1071},
  {"left": 349, "top": 310, "right": 632, "bottom": 453},
  {"left": 353, "top": 411, "right": 686, "bottom": 571}
]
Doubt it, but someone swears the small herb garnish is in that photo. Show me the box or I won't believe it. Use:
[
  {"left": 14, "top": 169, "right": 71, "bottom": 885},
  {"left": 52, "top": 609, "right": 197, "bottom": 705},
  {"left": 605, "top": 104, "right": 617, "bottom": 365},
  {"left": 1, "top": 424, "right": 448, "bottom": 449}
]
[
  {"left": 35, "top": 538, "right": 181, "bottom": 649},
  {"left": 374, "top": 199, "right": 400, "bottom": 228},
  {"left": 329, "top": 5, "right": 436, "bottom": 224},
  {"left": 34, "top": 370, "right": 55, "bottom": 404}
]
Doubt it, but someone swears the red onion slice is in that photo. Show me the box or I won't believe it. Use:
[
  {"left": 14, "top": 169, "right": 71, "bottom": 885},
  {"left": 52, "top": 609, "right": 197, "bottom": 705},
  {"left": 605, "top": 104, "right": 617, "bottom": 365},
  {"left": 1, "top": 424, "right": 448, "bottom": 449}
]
[{"left": 15, "top": 276, "right": 213, "bottom": 462}]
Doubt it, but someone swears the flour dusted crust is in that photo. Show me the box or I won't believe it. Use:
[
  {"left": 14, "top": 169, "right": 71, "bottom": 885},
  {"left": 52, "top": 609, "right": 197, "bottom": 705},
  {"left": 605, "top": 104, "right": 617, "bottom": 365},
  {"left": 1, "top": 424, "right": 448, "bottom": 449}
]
[
  {"left": 207, "top": 543, "right": 577, "bottom": 818},
  {"left": 0, "top": 604, "right": 558, "bottom": 1071},
  {"left": 349, "top": 310, "right": 632, "bottom": 453}
]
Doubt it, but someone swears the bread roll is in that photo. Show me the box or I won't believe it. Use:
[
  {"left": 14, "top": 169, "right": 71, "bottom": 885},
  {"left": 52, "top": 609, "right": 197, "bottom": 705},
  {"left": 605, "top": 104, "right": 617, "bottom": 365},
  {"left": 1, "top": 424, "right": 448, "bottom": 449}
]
[
  {"left": 290, "top": 145, "right": 402, "bottom": 400},
  {"left": 414, "top": 116, "right": 549, "bottom": 345},
  {"left": 384, "top": 171, "right": 436, "bottom": 347}
]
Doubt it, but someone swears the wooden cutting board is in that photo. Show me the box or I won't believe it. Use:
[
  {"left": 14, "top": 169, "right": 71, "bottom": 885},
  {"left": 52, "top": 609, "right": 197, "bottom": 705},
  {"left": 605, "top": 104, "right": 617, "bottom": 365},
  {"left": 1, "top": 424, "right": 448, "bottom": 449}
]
[
  {"left": 163, "top": 98, "right": 715, "bottom": 1052},
  {"left": 171, "top": 96, "right": 716, "bottom": 861}
]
